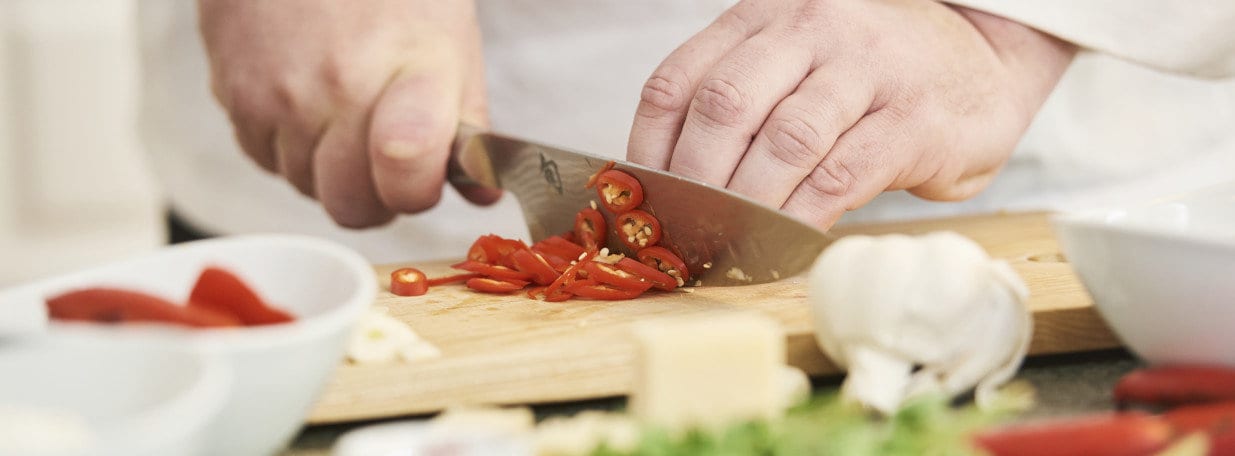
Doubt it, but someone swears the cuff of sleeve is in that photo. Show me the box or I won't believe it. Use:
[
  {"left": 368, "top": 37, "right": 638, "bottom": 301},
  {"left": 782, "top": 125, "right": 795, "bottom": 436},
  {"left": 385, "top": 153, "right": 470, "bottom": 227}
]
[{"left": 941, "top": 0, "right": 1235, "bottom": 78}]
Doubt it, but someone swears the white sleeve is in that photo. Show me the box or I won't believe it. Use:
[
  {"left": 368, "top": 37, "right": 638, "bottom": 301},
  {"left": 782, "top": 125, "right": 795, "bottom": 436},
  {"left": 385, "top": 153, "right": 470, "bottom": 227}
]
[{"left": 941, "top": 0, "right": 1235, "bottom": 78}]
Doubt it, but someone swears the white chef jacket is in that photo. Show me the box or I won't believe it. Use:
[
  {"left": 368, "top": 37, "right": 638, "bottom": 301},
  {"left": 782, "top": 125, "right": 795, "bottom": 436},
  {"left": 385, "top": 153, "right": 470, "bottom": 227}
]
[{"left": 135, "top": 1, "right": 1235, "bottom": 264}]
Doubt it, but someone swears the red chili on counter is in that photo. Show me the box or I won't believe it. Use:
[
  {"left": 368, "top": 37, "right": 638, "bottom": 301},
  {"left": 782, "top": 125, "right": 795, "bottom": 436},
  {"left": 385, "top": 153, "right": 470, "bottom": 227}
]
[
  {"left": 1114, "top": 365, "right": 1235, "bottom": 409},
  {"left": 390, "top": 268, "right": 429, "bottom": 297},
  {"left": 595, "top": 169, "right": 644, "bottom": 213},
  {"left": 573, "top": 207, "right": 607, "bottom": 252},
  {"left": 616, "top": 210, "right": 662, "bottom": 250},
  {"left": 637, "top": 246, "right": 690, "bottom": 287},
  {"left": 387, "top": 160, "right": 694, "bottom": 303}
]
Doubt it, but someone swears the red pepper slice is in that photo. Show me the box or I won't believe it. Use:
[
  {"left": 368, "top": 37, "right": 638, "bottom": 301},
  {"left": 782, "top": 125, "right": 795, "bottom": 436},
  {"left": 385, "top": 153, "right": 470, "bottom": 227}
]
[
  {"left": 510, "top": 249, "right": 559, "bottom": 286},
  {"left": 637, "top": 246, "right": 690, "bottom": 285},
  {"left": 188, "top": 266, "right": 295, "bottom": 325},
  {"left": 972, "top": 411, "right": 1172, "bottom": 456},
  {"left": 574, "top": 207, "right": 607, "bottom": 252},
  {"left": 614, "top": 257, "right": 677, "bottom": 291},
  {"left": 564, "top": 280, "right": 644, "bottom": 300},
  {"left": 427, "top": 272, "right": 484, "bottom": 287},
  {"left": 585, "top": 161, "right": 616, "bottom": 189},
  {"left": 48, "top": 288, "right": 241, "bottom": 328},
  {"left": 616, "top": 210, "right": 662, "bottom": 250},
  {"left": 450, "top": 260, "right": 533, "bottom": 281},
  {"left": 465, "top": 277, "right": 529, "bottom": 294},
  {"left": 1163, "top": 401, "right": 1235, "bottom": 454},
  {"left": 595, "top": 170, "right": 644, "bottom": 213},
  {"left": 1115, "top": 365, "right": 1235, "bottom": 409},
  {"left": 544, "top": 251, "right": 594, "bottom": 299},
  {"left": 583, "top": 261, "right": 653, "bottom": 292},
  {"left": 467, "top": 235, "right": 528, "bottom": 268},
  {"left": 532, "top": 235, "right": 587, "bottom": 262},
  {"left": 389, "top": 267, "right": 429, "bottom": 297}
]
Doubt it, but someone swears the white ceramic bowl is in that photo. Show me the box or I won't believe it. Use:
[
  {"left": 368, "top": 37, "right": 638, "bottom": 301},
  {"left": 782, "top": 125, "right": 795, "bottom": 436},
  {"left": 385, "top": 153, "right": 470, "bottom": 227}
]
[
  {"left": 0, "top": 234, "right": 376, "bottom": 455},
  {"left": 0, "top": 337, "right": 231, "bottom": 456},
  {"left": 1052, "top": 181, "right": 1235, "bottom": 366}
]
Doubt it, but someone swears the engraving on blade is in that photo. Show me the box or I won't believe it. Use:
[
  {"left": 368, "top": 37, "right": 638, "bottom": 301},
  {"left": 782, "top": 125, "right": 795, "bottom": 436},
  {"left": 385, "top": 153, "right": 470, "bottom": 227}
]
[{"left": 483, "top": 135, "right": 600, "bottom": 240}]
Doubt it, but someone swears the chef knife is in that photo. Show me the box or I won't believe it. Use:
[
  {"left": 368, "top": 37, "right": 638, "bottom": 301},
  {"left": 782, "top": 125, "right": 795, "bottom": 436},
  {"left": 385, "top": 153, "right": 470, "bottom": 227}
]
[{"left": 449, "top": 124, "right": 834, "bottom": 286}]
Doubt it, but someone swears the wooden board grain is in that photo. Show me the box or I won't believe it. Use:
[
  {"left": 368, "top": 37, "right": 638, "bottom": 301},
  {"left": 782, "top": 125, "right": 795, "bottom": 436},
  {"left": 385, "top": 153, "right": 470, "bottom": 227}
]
[{"left": 306, "top": 211, "right": 1119, "bottom": 424}]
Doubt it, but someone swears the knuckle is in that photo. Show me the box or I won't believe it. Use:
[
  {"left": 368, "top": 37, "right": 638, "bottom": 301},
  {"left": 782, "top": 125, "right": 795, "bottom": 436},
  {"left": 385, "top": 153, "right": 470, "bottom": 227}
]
[
  {"left": 803, "top": 158, "right": 858, "bottom": 201},
  {"left": 638, "top": 66, "right": 692, "bottom": 115},
  {"left": 762, "top": 115, "right": 826, "bottom": 170},
  {"left": 690, "top": 78, "right": 749, "bottom": 128}
]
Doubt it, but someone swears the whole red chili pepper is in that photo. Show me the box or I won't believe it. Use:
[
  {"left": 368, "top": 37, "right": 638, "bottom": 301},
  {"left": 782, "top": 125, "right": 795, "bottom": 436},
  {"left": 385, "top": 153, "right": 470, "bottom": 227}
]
[
  {"left": 1115, "top": 366, "right": 1235, "bottom": 409},
  {"left": 973, "top": 411, "right": 1172, "bottom": 456},
  {"left": 1164, "top": 400, "right": 1235, "bottom": 455}
]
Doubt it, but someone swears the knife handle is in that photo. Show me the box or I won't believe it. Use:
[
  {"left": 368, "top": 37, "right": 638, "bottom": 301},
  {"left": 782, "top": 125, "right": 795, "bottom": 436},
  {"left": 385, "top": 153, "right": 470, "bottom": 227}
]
[{"left": 447, "top": 123, "right": 498, "bottom": 189}]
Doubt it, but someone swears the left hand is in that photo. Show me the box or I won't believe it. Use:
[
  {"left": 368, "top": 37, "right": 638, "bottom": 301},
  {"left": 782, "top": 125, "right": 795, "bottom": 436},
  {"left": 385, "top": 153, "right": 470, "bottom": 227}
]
[{"left": 626, "top": 0, "right": 1076, "bottom": 228}]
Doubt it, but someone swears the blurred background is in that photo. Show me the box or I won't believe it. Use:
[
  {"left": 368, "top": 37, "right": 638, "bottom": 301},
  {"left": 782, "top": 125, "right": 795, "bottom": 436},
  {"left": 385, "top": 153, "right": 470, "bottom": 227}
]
[{"left": 0, "top": 0, "right": 163, "bottom": 287}]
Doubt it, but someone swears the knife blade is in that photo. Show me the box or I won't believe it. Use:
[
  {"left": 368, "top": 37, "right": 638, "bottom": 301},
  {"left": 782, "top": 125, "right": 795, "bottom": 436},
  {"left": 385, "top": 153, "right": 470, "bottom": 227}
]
[{"left": 449, "top": 124, "right": 834, "bottom": 286}]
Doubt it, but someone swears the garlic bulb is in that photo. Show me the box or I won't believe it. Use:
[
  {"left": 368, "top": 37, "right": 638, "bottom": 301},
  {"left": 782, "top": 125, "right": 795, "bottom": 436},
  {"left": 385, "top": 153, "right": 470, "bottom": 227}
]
[
  {"left": 347, "top": 308, "right": 441, "bottom": 364},
  {"left": 807, "top": 231, "right": 1031, "bottom": 414}
]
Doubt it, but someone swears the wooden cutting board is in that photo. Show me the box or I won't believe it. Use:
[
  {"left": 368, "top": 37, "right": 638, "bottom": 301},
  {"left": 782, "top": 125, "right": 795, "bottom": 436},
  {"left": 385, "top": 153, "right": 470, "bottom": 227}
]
[{"left": 306, "top": 211, "right": 1119, "bottom": 424}]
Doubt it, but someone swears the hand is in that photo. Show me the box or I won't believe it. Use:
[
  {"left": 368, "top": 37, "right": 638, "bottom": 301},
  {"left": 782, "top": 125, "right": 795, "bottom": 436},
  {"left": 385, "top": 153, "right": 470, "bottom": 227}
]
[
  {"left": 627, "top": 0, "right": 1076, "bottom": 228},
  {"left": 198, "top": 0, "right": 496, "bottom": 228}
]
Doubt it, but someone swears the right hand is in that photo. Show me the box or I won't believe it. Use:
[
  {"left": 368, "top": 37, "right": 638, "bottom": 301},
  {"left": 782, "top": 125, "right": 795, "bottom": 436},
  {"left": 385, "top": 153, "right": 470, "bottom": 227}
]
[{"left": 198, "top": 0, "right": 496, "bottom": 228}]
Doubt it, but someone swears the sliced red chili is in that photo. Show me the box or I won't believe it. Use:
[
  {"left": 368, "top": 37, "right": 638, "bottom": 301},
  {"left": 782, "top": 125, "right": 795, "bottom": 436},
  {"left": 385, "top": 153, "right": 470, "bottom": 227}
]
[
  {"left": 188, "top": 266, "right": 295, "bottom": 325},
  {"left": 466, "top": 235, "right": 528, "bottom": 268},
  {"left": 510, "top": 249, "right": 559, "bottom": 286},
  {"left": 614, "top": 257, "right": 677, "bottom": 291},
  {"left": 450, "top": 260, "right": 533, "bottom": 281},
  {"left": 616, "top": 210, "right": 662, "bottom": 250},
  {"left": 532, "top": 235, "right": 587, "bottom": 262},
  {"left": 465, "top": 277, "right": 529, "bottom": 294},
  {"left": 48, "top": 288, "right": 241, "bottom": 328},
  {"left": 595, "top": 170, "right": 644, "bottom": 213},
  {"left": 585, "top": 161, "right": 616, "bottom": 189},
  {"left": 389, "top": 267, "right": 429, "bottom": 297},
  {"left": 573, "top": 207, "right": 607, "bottom": 252},
  {"left": 637, "top": 246, "right": 690, "bottom": 285},
  {"left": 564, "top": 280, "right": 644, "bottom": 300},
  {"left": 1115, "top": 365, "right": 1235, "bottom": 409},
  {"left": 583, "top": 261, "right": 653, "bottom": 292},
  {"left": 544, "top": 251, "right": 594, "bottom": 299},
  {"left": 427, "top": 272, "right": 484, "bottom": 287}
]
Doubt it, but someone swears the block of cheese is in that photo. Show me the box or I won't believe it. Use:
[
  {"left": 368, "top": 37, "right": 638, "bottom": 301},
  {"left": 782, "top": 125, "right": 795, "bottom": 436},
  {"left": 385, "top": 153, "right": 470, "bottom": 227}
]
[{"left": 629, "top": 313, "right": 785, "bottom": 430}]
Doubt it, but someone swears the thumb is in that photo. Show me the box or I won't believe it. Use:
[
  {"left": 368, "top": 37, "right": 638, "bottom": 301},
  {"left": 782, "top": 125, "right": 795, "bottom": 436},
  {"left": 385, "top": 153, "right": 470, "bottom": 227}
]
[{"left": 368, "top": 69, "right": 461, "bottom": 214}]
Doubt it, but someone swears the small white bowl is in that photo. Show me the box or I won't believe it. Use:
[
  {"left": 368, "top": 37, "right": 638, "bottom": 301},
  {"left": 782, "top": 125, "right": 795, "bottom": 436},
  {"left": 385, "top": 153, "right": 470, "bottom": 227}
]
[
  {"left": 0, "top": 234, "right": 376, "bottom": 455},
  {"left": 1053, "top": 181, "right": 1235, "bottom": 366},
  {"left": 0, "top": 337, "right": 231, "bottom": 456}
]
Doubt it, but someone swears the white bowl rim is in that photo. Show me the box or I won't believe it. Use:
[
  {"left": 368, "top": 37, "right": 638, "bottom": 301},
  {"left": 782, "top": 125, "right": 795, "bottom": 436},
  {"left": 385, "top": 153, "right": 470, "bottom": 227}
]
[
  {"left": 1050, "top": 181, "right": 1235, "bottom": 253},
  {"left": 6, "top": 233, "right": 377, "bottom": 349}
]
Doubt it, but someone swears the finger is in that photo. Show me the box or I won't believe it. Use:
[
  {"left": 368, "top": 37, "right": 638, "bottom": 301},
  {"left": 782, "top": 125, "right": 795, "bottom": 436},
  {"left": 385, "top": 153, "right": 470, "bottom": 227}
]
[
  {"left": 668, "top": 31, "right": 814, "bottom": 186},
  {"left": 368, "top": 70, "right": 461, "bottom": 214},
  {"left": 780, "top": 109, "right": 913, "bottom": 229},
  {"left": 726, "top": 66, "right": 875, "bottom": 208},
  {"left": 314, "top": 113, "right": 394, "bottom": 228},
  {"left": 274, "top": 125, "right": 322, "bottom": 198},
  {"left": 450, "top": 38, "right": 503, "bottom": 206},
  {"left": 626, "top": 3, "right": 764, "bottom": 169},
  {"left": 230, "top": 119, "right": 278, "bottom": 173}
]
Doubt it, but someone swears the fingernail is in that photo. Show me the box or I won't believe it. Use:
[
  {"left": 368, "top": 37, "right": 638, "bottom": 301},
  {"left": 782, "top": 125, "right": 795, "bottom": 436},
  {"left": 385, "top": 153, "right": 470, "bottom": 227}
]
[{"left": 381, "top": 140, "right": 421, "bottom": 160}]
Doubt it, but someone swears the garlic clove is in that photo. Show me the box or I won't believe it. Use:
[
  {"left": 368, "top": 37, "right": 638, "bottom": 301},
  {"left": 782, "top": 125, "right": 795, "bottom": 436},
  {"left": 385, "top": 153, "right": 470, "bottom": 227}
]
[{"left": 840, "top": 345, "right": 915, "bottom": 415}]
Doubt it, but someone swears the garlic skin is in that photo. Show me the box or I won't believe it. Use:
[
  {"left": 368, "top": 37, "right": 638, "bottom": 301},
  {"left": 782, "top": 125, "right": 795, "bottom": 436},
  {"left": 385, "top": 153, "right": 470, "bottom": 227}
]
[{"left": 807, "top": 231, "right": 1031, "bottom": 415}]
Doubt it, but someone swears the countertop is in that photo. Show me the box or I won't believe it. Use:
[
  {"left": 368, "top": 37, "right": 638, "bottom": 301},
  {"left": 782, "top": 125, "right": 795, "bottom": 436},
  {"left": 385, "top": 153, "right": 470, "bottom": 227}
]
[{"left": 283, "top": 348, "right": 1144, "bottom": 455}]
